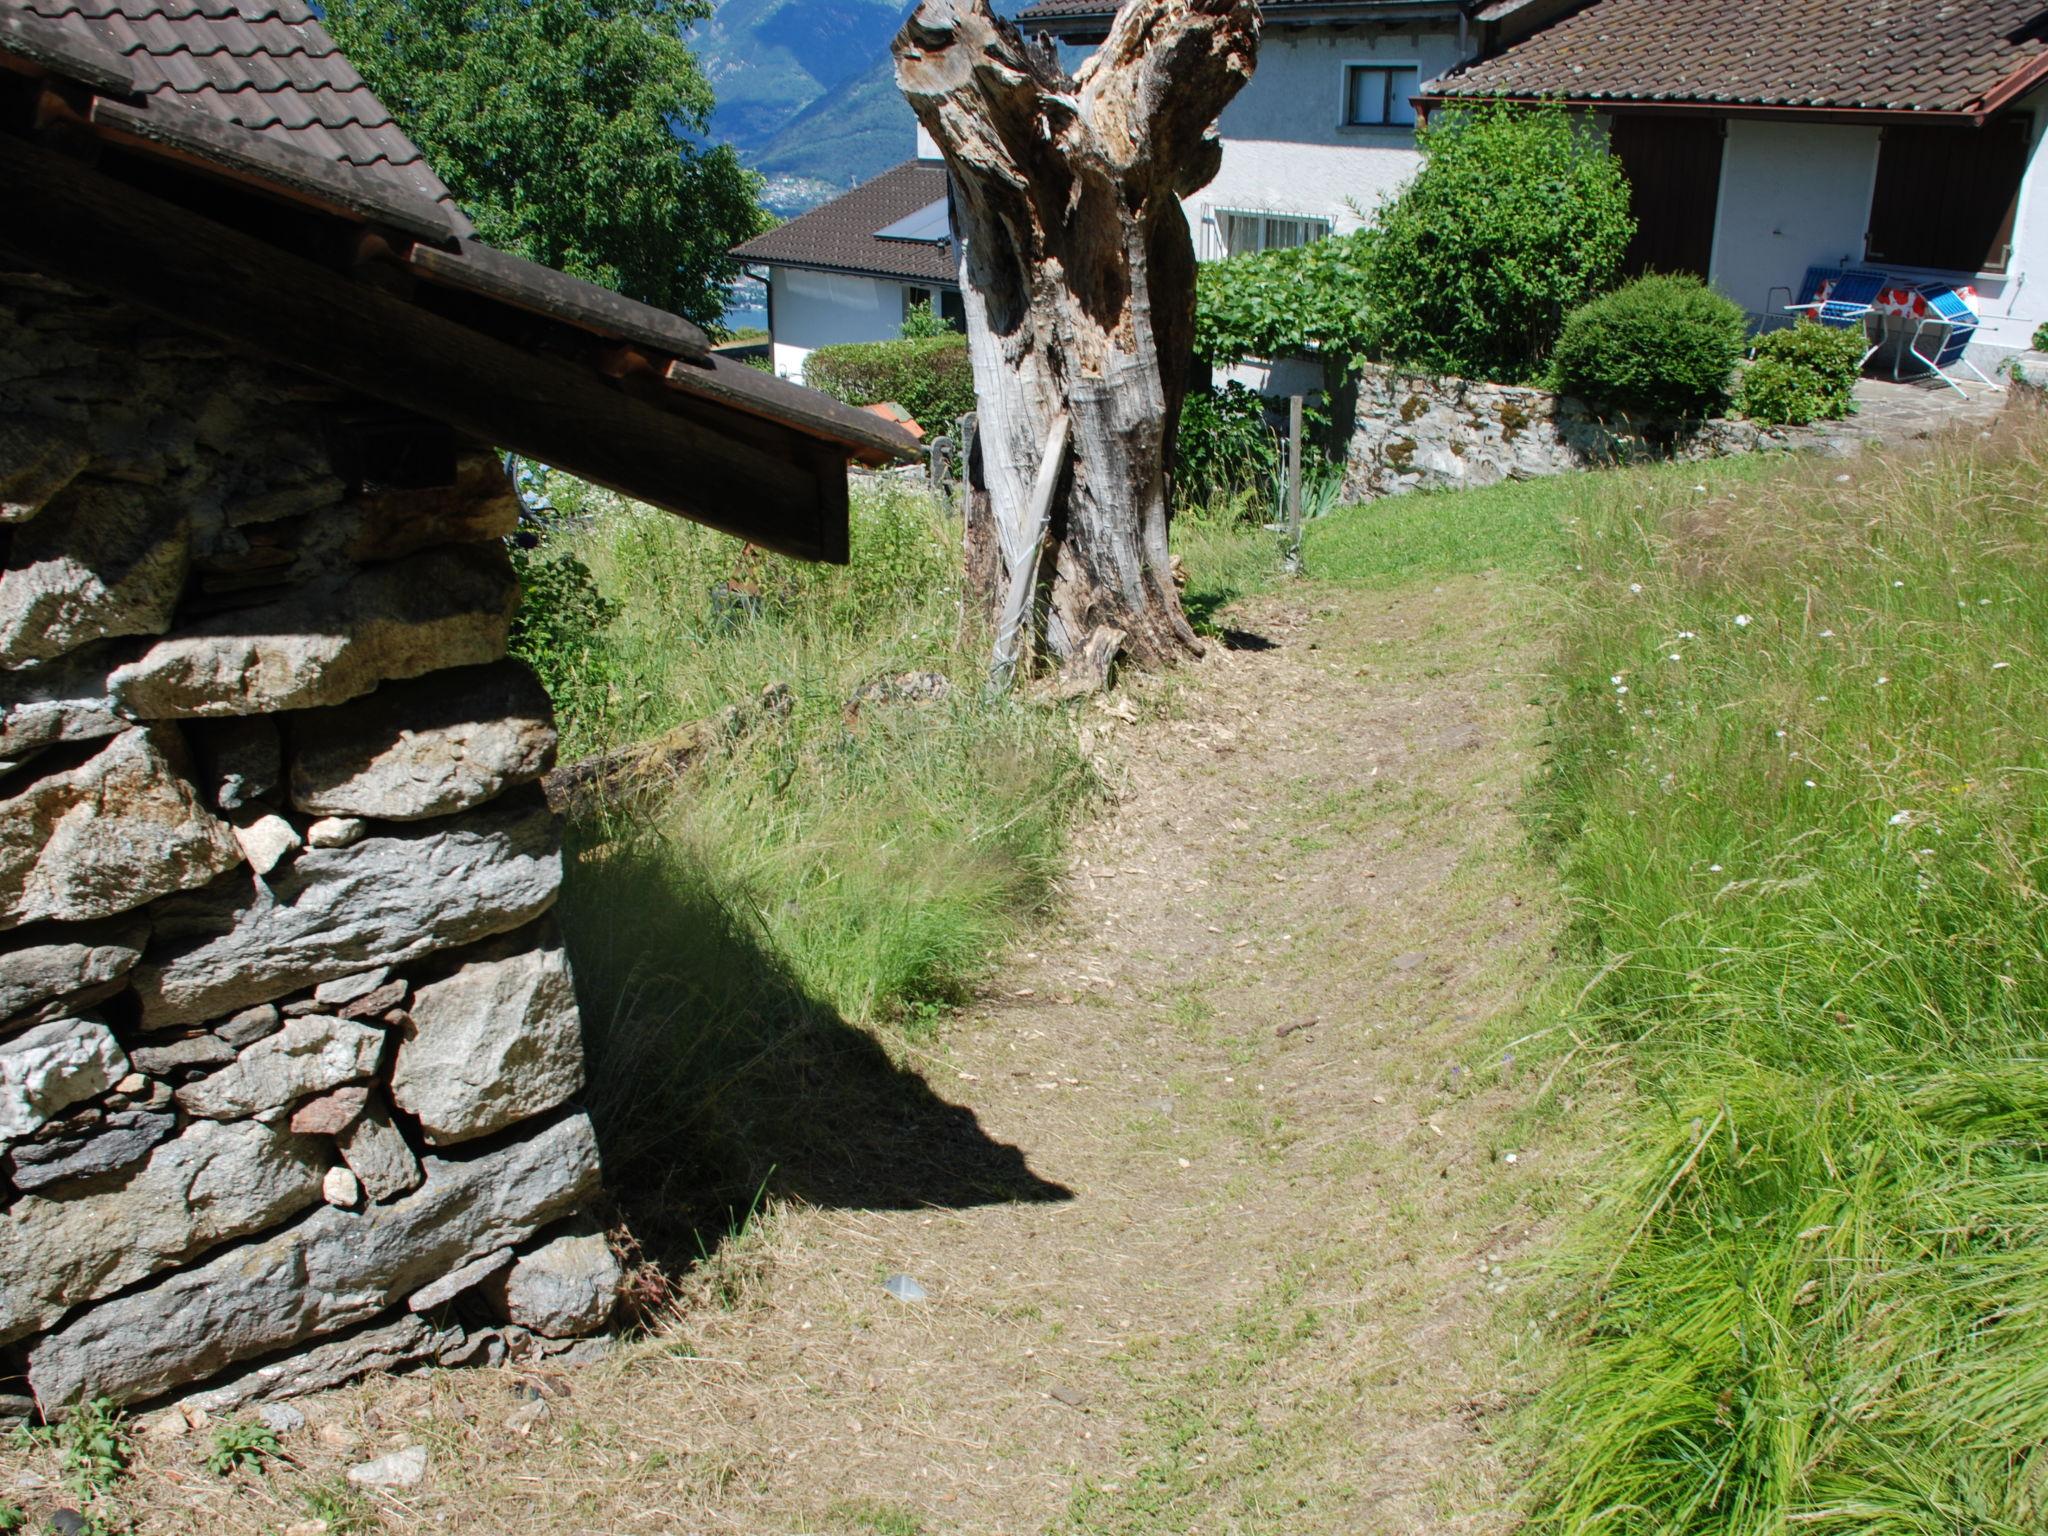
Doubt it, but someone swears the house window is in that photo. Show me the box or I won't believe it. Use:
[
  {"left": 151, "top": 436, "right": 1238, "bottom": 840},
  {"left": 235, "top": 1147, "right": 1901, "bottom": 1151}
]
[
  {"left": 1221, "top": 211, "right": 1333, "bottom": 258},
  {"left": 1343, "top": 64, "right": 1421, "bottom": 128},
  {"left": 902, "top": 286, "right": 965, "bottom": 329},
  {"left": 1866, "top": 115, "right": 2031, "bottom": 274}
]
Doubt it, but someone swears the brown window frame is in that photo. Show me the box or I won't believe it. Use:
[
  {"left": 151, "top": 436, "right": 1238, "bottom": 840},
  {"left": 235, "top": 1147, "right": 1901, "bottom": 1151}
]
[{"left": 1866, "top": 113, "right": 2032, "bottom": 275}]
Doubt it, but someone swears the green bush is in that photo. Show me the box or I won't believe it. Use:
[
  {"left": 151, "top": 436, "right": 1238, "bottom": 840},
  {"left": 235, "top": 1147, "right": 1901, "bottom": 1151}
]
[
  {"left": 899, "top": 300, "right": 954, "bottom": 340},
  {"left": 804, "top": 333, "right": 976, "bottom": 433},
  {"left": 1176, "top": 382, "right": 1279, "bottom": 507},
  {"left": 1550, "top": 274, "right": 1747, "bottom": 419},
  {"left": 508, "top": 536, "right": 620, "bottom": 730},
  {"left": 1364, "top": 103, "right": 1634, "bottom": 382},
  {"left": 1194, "top": 235, "right": 1374, "bottom": 369},
  {"left": 2033, "top": 319, "right": 2048, "bottom": 351},
  {"left": 1734, "top": 357, "right": 1825, "bottom": 425},
  {"left": 1736, "top": 320, "right": 1866, "bottom": 425}
]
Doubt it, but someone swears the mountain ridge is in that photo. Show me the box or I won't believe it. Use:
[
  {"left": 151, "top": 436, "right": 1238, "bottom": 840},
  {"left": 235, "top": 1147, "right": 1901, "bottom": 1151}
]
[{"left": 692, "top": 0, "right": 922, "bottom": 199}]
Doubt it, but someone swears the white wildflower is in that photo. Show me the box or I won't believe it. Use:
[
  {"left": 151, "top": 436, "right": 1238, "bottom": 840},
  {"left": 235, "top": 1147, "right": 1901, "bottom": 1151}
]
[
  {"left": 1668, "top": 653, "right": 1682, "bottom": 661},
  {"left": 1611, "top": 675, "right": 1624, "bottom": 685},
  {"left": 1993, "top": 661, "right": 2011, "bottom": 670},
  {"left": 1805, "top": 779, "right": 1818, "bottom": 788},
  {"left": 1709, "top": 864, "right": 1723, "bottom": 873},
  {"left": 1629, "top": 583, "right": 1643, "bottom": 594},
  {"left": 1615, "top": 685, "right": 1629, "bottom": 695},
  {"left": 1889, "top": 810, "right": 1913, "bottom": 826},
  {"left": 1875, "top": 676, "right": 1889, "bottom": 686},
  {"left": 1820, "top": 629, "right": 1835, "bottom": 637},
  {"left": 1775, "top": 729, "right": 1787, "bottom": 738},
  {"left": 1893, "top": 580, "right": 1905, "bottom": 588}
]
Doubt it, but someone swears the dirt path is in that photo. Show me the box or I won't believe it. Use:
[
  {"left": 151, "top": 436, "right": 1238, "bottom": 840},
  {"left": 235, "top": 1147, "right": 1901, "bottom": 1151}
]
[{"left": 83, "top": 572, "right": 1579, "bottom": 1535}]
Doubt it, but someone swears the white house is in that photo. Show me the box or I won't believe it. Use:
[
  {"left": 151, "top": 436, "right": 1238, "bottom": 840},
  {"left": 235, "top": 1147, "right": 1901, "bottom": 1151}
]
[
  {"left": 739, "top": 0, "right": 2048, "bottom": 374},
  {"left": 1423, "top": 0, "right": 2048, "bottom": 355},
  {"left": 1016, "top": 0, "right": 1529, "bottom": 255},
  {"left": 732, "top": 155, "right": 962, "bottom": 382}
]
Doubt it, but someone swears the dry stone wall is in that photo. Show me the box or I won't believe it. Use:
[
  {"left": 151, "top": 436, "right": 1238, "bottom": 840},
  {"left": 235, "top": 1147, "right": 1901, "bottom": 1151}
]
[
  {"left": 0, "top": 273, "right": 621, "bottom": 1414},
  {"left": 1342, "top": 364, "right": 1794, "bottom": 503}
]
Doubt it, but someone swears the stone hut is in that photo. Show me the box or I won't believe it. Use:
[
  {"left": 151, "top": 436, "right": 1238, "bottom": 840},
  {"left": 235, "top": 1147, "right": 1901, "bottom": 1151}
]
[{"left": 0, "top": 0, "right": 916, "bottom": 1414}]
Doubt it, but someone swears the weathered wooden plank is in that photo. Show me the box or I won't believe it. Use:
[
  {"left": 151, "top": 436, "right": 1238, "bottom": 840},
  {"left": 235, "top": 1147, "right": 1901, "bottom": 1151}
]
[
  {"left": 411, "top": 241, "right": 712, "bottom": 364},
  {"left": 0, "top": 136, "right": 847, "bottom": 562},
  {"left": 663, "top": 354, "right": 922, "bottom": 467},
  {"left": 90, "top": 97, "right": 459, "bottom": 245}
]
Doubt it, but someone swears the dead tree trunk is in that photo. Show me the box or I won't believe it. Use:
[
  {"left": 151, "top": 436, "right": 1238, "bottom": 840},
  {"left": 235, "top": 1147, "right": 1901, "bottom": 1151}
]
[{"left": 894, "top": 0, "right": 1259, "bottom": 677}]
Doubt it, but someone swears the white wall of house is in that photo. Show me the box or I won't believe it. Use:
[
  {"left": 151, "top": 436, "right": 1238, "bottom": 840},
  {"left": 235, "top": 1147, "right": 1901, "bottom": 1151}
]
[
  {"left": 1182, "top": 25, "right": 1469, "bottom": 257},
  {"left": 1700, "top": 92, "right": 2048, "bottom": 356},
  {"left": 1705, "top": 119, "right": 1881, "bottom": 320},
  {"left": 768, "top": 266, "right": 918, "bottom": 381},
  {"left": 1985, "top": 83, "right": 2048, "bottom": 352}
]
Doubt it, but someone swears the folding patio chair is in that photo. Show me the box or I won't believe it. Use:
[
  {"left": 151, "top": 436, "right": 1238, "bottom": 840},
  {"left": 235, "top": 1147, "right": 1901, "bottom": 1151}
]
[
  {"left": 1767, "top": 266, "right": 1836, "bottom": 322},
  {"left": 1902, "top": 283, "right": 2002, "bottom": 394},
  {"left": 1784, "top": 267, "right": 1887, "bottom": 368}
]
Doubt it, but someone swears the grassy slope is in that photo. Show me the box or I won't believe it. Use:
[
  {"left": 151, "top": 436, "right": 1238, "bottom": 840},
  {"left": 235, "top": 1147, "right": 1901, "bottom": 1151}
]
[
  {"left": 1300, "top": 428, "right": 2048, "bottom": 1531},
  {"left": 536, "top": 420, "right": 2047, "bottom": 1527},
  {"left": 1511, "top": 425, "right": 2048, "bottom": 1534},
  {"left": 525, "top": 481, "right": 1096, "bottom": 1243}
]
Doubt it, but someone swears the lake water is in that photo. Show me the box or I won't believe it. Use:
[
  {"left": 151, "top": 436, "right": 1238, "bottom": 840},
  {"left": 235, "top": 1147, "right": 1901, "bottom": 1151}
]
[{"left": 722, "top": 275, "right": 767, "bottom": 336}]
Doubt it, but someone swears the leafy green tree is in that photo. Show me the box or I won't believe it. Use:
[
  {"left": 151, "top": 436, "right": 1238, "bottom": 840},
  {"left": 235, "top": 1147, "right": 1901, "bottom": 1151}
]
[
  {"left": 324, "top": 0, "right": 767, "bottom": 329},
  {"left": 1364, "top": 103, "right": 1633, "bottom": 382}
]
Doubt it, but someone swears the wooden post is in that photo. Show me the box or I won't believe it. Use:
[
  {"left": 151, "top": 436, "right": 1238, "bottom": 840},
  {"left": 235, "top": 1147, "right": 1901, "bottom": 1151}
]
[
  {"left": 989, "top": 412, "right": 1071, "bottom": 690},
  {"left": 1285, "top": 394, "right": 1304, "bottom": 573}
]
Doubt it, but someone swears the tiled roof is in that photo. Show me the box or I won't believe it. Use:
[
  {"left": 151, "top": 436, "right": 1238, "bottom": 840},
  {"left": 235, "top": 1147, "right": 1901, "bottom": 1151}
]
[
  {"left": 12, "top": 0, "right": 466, "bottom": 224},
  {"left": 1428, "top": 0, "right": 2048, "bottom": 116},
  {"left": 1016, "top": 0, "right": 1466, "bottom": 22},
  {"left": 733, "top": 160, "right": 958, "bottom": 285}
]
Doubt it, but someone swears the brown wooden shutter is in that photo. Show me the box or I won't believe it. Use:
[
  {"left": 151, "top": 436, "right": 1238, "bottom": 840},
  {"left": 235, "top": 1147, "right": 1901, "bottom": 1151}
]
[
  {"left": 1608, "top": 115, "right": 1726, "bottom": 280},
  {"left": 1867, "top": 115, "right": 2031, "bottom": 273}
]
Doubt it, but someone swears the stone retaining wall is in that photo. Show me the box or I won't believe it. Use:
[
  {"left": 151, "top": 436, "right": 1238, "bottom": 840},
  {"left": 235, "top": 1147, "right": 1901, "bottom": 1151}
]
[
  {"left": 0, "top": 274, "right": 619, "bottom": 1414},
  {"left": 1342, "top": 364, "right": 1791, "bottom": 502}
]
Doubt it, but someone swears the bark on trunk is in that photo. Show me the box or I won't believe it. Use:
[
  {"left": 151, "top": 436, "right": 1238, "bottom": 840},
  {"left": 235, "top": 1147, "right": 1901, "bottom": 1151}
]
[{"left": 894, "top": 0, "right": 1259, "bottom": 673}]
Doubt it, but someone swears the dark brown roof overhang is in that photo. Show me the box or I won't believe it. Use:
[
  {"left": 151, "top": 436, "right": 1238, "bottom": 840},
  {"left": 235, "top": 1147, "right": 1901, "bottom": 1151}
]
[
  {"left": 0, "top": 23, "right": 919, "bottom": 563},
  {"left": 739, "top": 254, "right": 961, "bottom": 288},
  {"left": 1416, "top": 89, "right": 2040, "bottom": 130}
]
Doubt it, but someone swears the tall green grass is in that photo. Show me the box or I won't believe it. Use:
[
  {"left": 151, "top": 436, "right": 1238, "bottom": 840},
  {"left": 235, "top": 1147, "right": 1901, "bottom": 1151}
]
[
  {"left": 525, "top": 481, "right": 1095, "bottom": 1234},
  {"left": 1526, "top": 415, "right": 2048, "bottom": 1533}
]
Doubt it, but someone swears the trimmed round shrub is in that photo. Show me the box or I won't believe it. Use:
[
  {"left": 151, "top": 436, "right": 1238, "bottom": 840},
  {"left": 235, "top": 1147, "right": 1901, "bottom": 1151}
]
[
  {"left": 804, "top": 333, "right": 976, "bottom": 431},
  {"left": 1737, "top": 321, "right": 1865, "bottom": 425},
  {"left": 1551, "top": 274, "right": 1748, "bottom": 419}
]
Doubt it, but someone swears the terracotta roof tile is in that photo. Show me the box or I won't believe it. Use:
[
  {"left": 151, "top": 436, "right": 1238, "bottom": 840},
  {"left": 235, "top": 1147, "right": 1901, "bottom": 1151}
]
[
  {"left": 1016, "top": 0, "right": 1467, "bottom": 21},
  {"left": 733, "top": 160, "right": 959, "bottom": 285},
  {"left": 10, "top": 0, "right": 466, "bottom": 225},
  {"left": 1428, "top": 0, "right": 2048, "bottom": 115}
]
